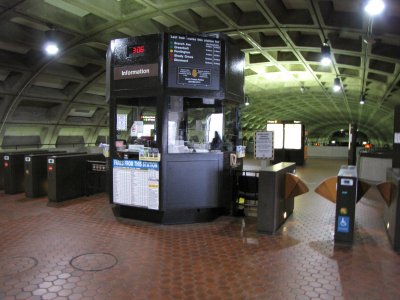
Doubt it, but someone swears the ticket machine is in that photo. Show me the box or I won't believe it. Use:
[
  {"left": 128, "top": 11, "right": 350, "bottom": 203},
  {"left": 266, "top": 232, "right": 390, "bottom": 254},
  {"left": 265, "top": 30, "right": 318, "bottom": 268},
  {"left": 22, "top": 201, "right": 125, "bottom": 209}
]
[{"left": 107, "top": 33, "right": 244, "bottom": 223}]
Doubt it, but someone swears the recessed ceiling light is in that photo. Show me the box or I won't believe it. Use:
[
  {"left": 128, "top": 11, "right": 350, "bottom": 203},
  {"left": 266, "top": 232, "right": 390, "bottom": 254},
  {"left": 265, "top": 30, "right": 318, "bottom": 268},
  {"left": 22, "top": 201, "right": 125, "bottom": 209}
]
[
  {"left": 360, "top": 94, "right": 366, "bottom": 105},
  {"left": 333, "top": 77, "right": 341, "bottom": 92},
  {"left": 320, "top": 44, "right": 332, "bottom": 66},
  {"left": 44, "top": 28, "right": 59, "bottom": 55},
  {"left": 365, "top": 0, "right": 385, "bottom": 16},
  {"left": 44, "top": 41, "right": 59, "bottom": 55}
]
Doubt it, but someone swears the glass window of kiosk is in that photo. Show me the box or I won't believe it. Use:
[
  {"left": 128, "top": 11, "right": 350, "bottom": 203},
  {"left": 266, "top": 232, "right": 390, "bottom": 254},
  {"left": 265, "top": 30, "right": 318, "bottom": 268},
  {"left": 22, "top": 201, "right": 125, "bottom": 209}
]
[
  {"left": 223, "top": 102, "right": 240, "bottom": 152},
  {"left": 168, "top": 96, "right": 225, "bottom": 153},
  {"left": 115, "top": 97, "right": 158, "bottom": 158}
]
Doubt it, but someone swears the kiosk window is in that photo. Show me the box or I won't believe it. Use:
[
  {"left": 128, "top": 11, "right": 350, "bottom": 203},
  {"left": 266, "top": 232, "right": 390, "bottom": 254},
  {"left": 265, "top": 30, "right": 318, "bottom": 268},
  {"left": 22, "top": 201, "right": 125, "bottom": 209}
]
[
  {"left": 114, "top": 97, "right": 157, "bottom": 158},
  {"left": 223, "top": 103, "right": 240, "bottom": 152},
  {"left": 168, "top": 97, "right": 223, "bottom": 153}
]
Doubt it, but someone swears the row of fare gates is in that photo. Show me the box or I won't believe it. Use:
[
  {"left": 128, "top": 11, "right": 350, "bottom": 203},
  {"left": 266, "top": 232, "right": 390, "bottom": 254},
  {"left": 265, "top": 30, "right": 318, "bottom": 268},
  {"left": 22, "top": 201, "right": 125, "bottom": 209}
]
[
  {"left": 0, "top": 150, "right": 106, "bottom": 202},
  {"left": 1, "top": 149, "right": 400, "bottom": 252},
  {"left": 235, "top": 164, "right": 400, "bottom": 251}
]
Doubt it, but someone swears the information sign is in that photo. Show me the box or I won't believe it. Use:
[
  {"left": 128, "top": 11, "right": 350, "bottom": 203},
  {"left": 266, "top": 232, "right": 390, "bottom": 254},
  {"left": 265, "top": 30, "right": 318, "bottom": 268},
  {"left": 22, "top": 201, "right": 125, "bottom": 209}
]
[
  {"left": 255, "top": 131, "right": 274, "bottom": 159},
  {"left": 112, "top": 159, "right": 159, "bottom": 210},
  {"left": 167, "top": 34, "right": 221, "bottom": 90}
]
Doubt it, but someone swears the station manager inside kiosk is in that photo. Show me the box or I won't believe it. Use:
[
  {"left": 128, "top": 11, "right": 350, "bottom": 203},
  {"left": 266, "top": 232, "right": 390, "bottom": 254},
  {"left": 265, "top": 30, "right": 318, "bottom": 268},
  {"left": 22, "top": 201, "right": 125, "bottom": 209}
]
[{"left": 107, "top": 32, "right": 244, "bottom": 224}]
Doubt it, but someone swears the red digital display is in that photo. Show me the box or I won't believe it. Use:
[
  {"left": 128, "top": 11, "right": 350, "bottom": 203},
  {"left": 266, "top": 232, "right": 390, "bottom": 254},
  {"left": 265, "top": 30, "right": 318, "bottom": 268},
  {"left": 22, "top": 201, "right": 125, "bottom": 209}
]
[{"left": 127, "top": 45, "right": 145, "bottom": 57}]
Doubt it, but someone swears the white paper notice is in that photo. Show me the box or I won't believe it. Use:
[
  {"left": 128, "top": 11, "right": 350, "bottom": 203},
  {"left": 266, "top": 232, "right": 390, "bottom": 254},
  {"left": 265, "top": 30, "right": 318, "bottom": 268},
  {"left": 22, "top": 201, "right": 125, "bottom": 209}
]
[
  {"left": 131, "top": 121, "right": 144, "bottom": 136},
  {"left": 117, "top": 114, "right": 128, "bottom": 131},
  {"left": 255, "top": 131, "right": 274, "bottom": 159},
  {"left": 395, "top": 132, "right": 400, "bottom": 144}
]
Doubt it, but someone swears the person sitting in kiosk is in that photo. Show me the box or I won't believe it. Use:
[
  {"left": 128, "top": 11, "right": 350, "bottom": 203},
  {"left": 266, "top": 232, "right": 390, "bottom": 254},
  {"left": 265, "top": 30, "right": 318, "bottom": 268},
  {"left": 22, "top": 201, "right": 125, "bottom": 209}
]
[{"left": 210, "top": 131, "right": 222, "bottom": 150}]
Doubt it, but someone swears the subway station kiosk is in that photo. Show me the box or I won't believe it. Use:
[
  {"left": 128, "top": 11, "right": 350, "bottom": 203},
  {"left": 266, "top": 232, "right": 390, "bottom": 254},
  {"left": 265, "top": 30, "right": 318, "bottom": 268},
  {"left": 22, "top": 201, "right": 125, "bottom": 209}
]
[{"left": 107, "top": 33, "right": 244, "bottom": 223}]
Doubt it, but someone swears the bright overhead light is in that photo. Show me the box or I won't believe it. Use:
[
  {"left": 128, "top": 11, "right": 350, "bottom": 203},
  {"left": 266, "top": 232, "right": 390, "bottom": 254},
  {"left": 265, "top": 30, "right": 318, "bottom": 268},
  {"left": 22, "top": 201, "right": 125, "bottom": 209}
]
[
  {"left": 244, "top": 96, "right": 250, "bottom": 106},
  {"left": 360, "top": 94, "right": 366, "bottom": 105},
  {"left": 333, "top": 77, "right": 341, "bottom": 92},
  {"left": 365, "top": 0, "right": 385, "bottom": 16},
  {"left": 320, "top": 44, "right": 332, "bottom": 66},
  {"left": 44, "top": 28, "right": 59, "bottom": 56},
  {"left": 44, "top": 42, "right": 59, "bottom": 55}
]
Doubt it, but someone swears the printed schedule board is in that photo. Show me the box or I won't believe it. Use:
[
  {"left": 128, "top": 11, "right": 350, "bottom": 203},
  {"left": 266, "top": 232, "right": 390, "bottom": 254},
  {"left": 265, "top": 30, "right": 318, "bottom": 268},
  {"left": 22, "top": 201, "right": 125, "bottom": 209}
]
[
  {"left": 113, "top": 159, "right": 159, "bottom": 210},
  {"left": 167, "top": 34, "right": 221, "bottom": 90}
]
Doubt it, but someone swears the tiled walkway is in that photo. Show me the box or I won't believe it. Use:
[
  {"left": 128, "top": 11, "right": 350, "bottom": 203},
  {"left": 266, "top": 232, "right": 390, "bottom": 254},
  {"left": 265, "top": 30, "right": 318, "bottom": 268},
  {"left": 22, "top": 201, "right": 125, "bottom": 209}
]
[{"left": 0, "top": 158, "right": 399, "bottom": 300}]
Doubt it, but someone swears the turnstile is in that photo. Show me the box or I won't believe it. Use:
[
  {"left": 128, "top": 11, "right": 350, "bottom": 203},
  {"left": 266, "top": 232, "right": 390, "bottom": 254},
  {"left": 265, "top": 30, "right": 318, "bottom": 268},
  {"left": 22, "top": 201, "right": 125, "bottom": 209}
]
[
  {"left": 85, "top": 160, "right": 107, "bottom": 195},
  {"left": 3, "top": 151, "right": 49, "bottom": 194},
  {"left": 47, "top": 154, "right": 104, "bottom": 202},
  {"left": 257, "top": 162, "right": 296, "bottom": 234},
  {"left": 335, "top": 165, "right": 358, "bottom": 244},
  {"left": 382, "top": 168, "right": 400, "bottom": 251},
  {"left": 0, "top": 155, "right": 4, "bottom": 190},
  {"left": 24, "top": 152, "right": 85, "bottom": 197}
]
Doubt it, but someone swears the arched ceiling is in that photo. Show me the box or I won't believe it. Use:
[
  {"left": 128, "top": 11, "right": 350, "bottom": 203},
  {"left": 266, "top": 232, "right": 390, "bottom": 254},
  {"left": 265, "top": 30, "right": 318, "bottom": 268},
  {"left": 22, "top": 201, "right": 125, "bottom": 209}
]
[{"left": 0, "top": 0, "right": 399, "bottom": 147}]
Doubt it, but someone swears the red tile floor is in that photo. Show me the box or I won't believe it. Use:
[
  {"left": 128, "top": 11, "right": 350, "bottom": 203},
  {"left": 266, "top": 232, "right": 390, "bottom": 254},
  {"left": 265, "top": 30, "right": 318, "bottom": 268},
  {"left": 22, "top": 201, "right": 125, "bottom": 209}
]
[{"left": 0, "top": 158, "right": 399, "bottom": 300}]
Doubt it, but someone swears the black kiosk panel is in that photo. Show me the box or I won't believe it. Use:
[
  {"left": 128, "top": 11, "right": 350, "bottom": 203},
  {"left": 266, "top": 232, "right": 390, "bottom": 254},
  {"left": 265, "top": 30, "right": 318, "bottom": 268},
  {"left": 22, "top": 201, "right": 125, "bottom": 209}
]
[
  {"left": 225, "top": 43, "right": 245, "bottom": 101},
  {"left": 165, "top": 154, "right": 222, "bottom": 209},
  {"left": 111, "top": 34, "right": 162, "bottom": 93}
]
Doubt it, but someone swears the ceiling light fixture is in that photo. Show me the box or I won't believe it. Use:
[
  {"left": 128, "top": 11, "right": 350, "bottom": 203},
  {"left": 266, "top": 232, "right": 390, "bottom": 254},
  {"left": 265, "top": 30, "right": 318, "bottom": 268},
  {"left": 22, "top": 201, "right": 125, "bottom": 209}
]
[
  {"left": 333, "top": 77, "right": 341, "bottom": 92},
  {"left": 320, "top": 42, "right": 332, "bottom": 66},
  {"left": 44, "top": 27, "right": 59, "bottom": 55},
  {"left": 300, "top": 86, "right": 305, "bottom": 93},
  {"left": 244, "top": 96, "right": 250, "bottom": 106},
  {"left": 360, "top": 94, "right": 366, "bottom": 105},
  {"left": 365, "top": 0, "right": 385, "bottom": 16}
]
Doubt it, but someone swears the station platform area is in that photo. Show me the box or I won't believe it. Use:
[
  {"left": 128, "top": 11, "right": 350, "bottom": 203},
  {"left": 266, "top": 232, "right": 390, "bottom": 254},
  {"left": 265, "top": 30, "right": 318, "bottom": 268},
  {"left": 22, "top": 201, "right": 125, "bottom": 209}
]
[{"left": 0, "top": 158, "right": 399, "bottom": 299}]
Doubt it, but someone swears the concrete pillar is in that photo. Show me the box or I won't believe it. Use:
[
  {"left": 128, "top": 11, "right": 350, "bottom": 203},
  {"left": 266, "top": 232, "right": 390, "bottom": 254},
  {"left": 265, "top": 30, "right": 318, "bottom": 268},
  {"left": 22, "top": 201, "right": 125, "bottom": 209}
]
[
  {"left": 393, "top": 105, "right": 400, "bottom": 168},
  {"left": 348, "top": 123, "right": 357, "bottom": 166}
]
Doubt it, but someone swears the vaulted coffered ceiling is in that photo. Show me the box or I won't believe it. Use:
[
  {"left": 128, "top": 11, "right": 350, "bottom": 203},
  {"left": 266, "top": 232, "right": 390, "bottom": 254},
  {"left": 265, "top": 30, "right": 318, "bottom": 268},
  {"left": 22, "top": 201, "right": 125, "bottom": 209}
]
[{"left": 0, "top": 0, "right": 399, "bottom": 147}]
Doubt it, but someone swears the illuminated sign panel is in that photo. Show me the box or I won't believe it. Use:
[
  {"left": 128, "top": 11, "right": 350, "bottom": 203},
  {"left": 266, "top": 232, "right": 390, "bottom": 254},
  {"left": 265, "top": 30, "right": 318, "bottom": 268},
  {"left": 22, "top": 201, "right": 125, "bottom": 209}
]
[
  {"left": 284, "top": 123, "right": 302, "bottom": 149},
  {"left": 266, "top": 123, "right": 284, "bottom": 149}
]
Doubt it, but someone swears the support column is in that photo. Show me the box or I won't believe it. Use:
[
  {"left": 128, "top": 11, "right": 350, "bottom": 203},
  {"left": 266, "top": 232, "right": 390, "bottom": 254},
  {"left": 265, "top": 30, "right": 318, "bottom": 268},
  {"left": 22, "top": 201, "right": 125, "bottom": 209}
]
[
  {"left": 348, "top": 123, "right": 357, "bottom": 166},
  {"left": 393, "top": 105, "right": 400, "bottom": 168}
]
